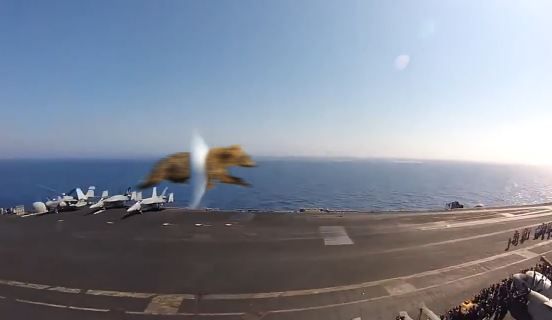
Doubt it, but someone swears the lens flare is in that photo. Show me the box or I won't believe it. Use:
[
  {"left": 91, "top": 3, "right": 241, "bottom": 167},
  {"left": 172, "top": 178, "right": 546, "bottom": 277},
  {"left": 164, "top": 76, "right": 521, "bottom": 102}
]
[{"left": 190, "top": 133, "right": 209, "bottom": 209}]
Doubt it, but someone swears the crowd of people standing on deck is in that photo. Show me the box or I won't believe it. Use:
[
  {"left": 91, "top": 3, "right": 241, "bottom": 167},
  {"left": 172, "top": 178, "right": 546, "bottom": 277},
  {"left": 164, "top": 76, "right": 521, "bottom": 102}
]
[
  {"left": 394, "top": 220, "right": 552, "bottom": 320},
  {"left": 394, "top": 258, "right": 552, "bottom": 320},
  {"left": 438, "top": 277, "right": 525, "bottom": 320},
  {"left": 505, "top": 222, "right": 552, "bottom": 251},
  {"left": 436, "top": 259, "right": 552, "bottom": 320}
]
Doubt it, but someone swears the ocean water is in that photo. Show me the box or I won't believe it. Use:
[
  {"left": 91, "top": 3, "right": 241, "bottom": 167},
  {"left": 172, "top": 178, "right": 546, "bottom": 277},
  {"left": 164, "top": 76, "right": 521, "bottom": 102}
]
[{"left": 1, "top": 159, "right": 552, "bottom": 212}]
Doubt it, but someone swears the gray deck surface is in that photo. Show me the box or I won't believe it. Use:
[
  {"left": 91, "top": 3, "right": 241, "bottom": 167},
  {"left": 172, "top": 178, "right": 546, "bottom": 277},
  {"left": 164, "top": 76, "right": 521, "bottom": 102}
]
[{"left": 1, "top": 204, "right": 552, "bottom": 319}]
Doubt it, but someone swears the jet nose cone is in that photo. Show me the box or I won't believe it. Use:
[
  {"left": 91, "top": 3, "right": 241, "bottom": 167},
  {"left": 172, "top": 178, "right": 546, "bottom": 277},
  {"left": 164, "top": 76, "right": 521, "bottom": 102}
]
[
  {"left": 90, "top": 201, "right": 102, "bottom": 209},
  {"left": 127, "top": 203, "right": 141, "bottom": 212}
]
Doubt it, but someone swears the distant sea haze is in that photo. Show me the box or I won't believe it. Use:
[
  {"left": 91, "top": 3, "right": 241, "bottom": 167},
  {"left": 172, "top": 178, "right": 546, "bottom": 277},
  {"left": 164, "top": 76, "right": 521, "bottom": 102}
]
[{"left": 1, "top": 159, "right": 552, "bottom": 212}]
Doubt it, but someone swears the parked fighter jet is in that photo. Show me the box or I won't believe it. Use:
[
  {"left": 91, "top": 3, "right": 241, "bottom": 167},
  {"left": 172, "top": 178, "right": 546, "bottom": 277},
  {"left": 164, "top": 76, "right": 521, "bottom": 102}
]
[
  {"left": 126, "top": 187, "right": 174, "bottom": 215},
  {"left": 89, "top": 187, "right": 136, "bottom": 212},
  {"left": 33, "top": 186, "right": 96, "bottom": 214}
]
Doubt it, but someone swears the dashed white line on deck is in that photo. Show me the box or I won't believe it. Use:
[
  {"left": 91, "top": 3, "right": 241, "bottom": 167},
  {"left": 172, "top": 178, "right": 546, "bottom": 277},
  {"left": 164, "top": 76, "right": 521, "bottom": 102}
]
[
  {"left": 3, "top": 245, "right": 552, "bottom": 317},
  {"left": 48, "top": 286, "right": 81, "bottom": 294},
  {"left": 419, "top": 209, "right": 552, "bottom": 230},
  {"left": 15, "top": 299, "right": 109, "bottom": 312},
  {"left": 264, "top": 247, "right": 552, "bottom": 316},
  {"left": 7, "top": 244, "right": 550, "bottom": 318},
  {"left": 383, "top": 280, "right": 417, "bottom": 295},
  {"left": 67, "top": 306, "right": 109, "bottom": 312},
  {"left": 0, "top": 280, "right": 49, "bottom": 290},
  {"left": 126, "top": 310, "right": 246, "bottom": 317},
  {"left": 202, "top": 240, "right": 552, "bottom": 300},
  {"left": 16, "top": 299, "right": 66, "bottom": 309},
  {"left": 85, "top": 289, "right": 155, "bottom": 298},
  {"left": 144, "top": 294, "right": 186, "bottom": 315},
  {"left": 516, "top": 249, "right": 539, "bottom": 259},
  {"left": 1, "top": 239, "right": 551, "bottom": 302},
  {"left": 319, "top": 226, "right": 354, "bottom": 245}
]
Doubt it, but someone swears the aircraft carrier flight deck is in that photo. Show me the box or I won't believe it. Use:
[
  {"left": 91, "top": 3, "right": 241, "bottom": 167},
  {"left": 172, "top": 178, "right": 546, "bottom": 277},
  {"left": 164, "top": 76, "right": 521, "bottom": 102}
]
[{"left": 1, "top": 204, "right": 552, "bottom": 320}]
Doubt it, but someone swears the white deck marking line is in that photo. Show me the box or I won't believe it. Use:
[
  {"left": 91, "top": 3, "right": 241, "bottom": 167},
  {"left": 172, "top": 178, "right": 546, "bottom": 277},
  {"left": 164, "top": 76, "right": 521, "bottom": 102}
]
[
  {"left": 419, "top": 209, "right": 552, "bottom": 230},
  {"left": 11, "top": 247, "right": 551, "bottom": 318},
  {"left": 15, "top": 299, "right": 109, "bottom": 313},
  {"left": 263, "top": 247, "right": 552, "bottom": 315},
  {"left": 48, "top": 286, "right": 82, "bottom": 294},
  {"left": 421, "top": 209, "right": 552, "bottom": 230},
  {"left": 423, "top": 208, "right": 551, "bottom": 227},
  {"left": 0, "top": 295, "right": 5, "bottom": 299},
  {"left": 383, "top": 280, "right": 416, "bottom": 295},
  {"left": 375, "top": 221, "right": 548, "bottom": 255},
  {"left": 16, "top": 299, "right": 66, "bottom": 309},
  {"left": 1, "top": 235, "right": 548, "bottom": 302},
  {"left": 516, "top": 249, "right": 539, "bottom": 259},
  {"left": 203, "top": 239, "right": 552, "bottom": 300},
  {"left": 0, "top": 280, "right": 49, "bottom": 290},
  {"left": 319, "top": 226, "right": 354, "bottom": 245},
  {"left": 68, "top": 306, "right": 110, "bottom": 312},
  {"left": 126, "top": 311, "right": 246, "bottom": 316},
  {"left": 498, "top": 208, "right": 550, "bottom": 217},
  {"left": 372, "top": 205, "right": 552, "bottom": 219},
  {"left": 144, "top": 294, "right": 186, "bottom": 315},
  {"left": 351, "top": 317, "right": 362, "bottom": 320},
  {"left": 0, "top": 223, "right": 550, "bottom": 303},
  {"left": 85, "top": 289, "right": 156, "bottom": 299}
]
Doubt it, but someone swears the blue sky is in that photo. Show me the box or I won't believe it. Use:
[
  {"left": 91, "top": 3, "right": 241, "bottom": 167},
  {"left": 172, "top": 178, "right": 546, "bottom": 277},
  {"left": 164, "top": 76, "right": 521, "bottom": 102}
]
[{"left": 1, "top": 0, "right": 551, "bottom": 164}]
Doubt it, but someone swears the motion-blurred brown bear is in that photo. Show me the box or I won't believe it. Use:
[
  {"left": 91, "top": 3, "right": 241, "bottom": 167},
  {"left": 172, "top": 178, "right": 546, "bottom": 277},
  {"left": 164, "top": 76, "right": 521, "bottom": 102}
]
[{"left": 138, "top": 145, "right": 255, "bottom": 189}]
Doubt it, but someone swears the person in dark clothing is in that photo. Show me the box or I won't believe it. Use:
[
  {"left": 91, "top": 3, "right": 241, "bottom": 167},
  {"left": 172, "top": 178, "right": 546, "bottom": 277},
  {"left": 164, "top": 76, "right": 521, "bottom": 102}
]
[
  {"left": 520, "top": 229, "right": 527, "bottom": 244},
  {"left": 505, "top": 237, "right": 512, "bottom": 251},
  {"left": 434, "top": 260, "right": 552, "bottom": 320},
  {"left": 512, "top": 230, "right": 520, "bottom": 246}
]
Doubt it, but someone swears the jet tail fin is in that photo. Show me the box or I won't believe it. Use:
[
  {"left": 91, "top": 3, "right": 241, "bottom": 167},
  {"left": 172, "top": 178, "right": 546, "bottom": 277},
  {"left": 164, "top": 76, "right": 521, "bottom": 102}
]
[
  {"left": 85, "top": 186, "right": 95, "bottom": 198},
  {"left": 160, "top": 187, "right": 168, "bottom": 198},
  {"left": 136, "top": 192, "right": 143, "bottom": 201},
  {"left": 131, "top": 191, "right": 137, "bottom": 201},
  {"left": 76, "top": 188, "right": 86, "bottom": 200},
  {"left": 168, "top": 193, "right": 174, "bottom": 203},
  {"left": 151, "top": 187, "right": 157, "bottom": 198},
  {"left": 101, "top": 190, "right": 109, "bottom": 199}
]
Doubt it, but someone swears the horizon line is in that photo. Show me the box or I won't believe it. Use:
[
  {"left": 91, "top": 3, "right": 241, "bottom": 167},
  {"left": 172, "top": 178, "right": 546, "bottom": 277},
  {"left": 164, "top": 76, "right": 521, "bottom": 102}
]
[{"left": 0, "top": 155, "right": 549, "bottom": 168}]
